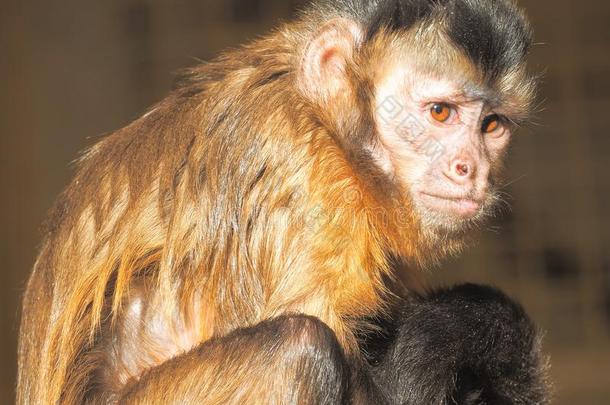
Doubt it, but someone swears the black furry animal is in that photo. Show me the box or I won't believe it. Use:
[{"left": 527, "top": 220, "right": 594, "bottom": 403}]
[{"left": 364, "top": 284, "right": 549, "bottom": 404}]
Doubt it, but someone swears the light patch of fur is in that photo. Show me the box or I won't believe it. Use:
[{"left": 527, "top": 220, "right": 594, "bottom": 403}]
[{"left": 100, "top": 285, "right": 206, "bottom": 398}]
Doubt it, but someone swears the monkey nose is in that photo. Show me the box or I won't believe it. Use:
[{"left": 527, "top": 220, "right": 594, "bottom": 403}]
[
  {"left": 445, "top": 158, "right": 476, "bottom": 184},
  {"left": 456, "top": 163, "right": 470, "bottom": 176}
]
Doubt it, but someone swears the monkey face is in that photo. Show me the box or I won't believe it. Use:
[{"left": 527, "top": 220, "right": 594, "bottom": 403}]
[
  {"left": 298, "top": 16, "right": 533, "bottom": 244},
  {"left": 372, "top": 60, "right": 513, "bottom": 236}
]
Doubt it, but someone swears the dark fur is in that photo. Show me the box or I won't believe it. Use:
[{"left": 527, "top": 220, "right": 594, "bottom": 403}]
[
  {"left": 321, "top": 0, "right": 532, "bottom": 80},
  {"left": 365, "top": 284, "right": 549, "bottom": 404},
  {"left": 121, "top": 315, "right": 352, "bottom": 404}
]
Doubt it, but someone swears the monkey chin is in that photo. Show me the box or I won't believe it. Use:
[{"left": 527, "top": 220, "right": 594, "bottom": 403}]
[{"left": 413, "top": 193, "right": 499, "bottom": 251}]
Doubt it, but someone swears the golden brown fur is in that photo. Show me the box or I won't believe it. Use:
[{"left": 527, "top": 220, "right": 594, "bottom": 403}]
[{"left": 18, "top": 4, "right": 534, "bottom": 404}]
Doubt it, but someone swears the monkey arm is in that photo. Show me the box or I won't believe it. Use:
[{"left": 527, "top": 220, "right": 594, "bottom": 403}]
[
  {"left": 368, "top": 284, "right": 549, "bottom": 405},
  {"left": 118, "top": 315, "right": 350, "bottom": 405}
]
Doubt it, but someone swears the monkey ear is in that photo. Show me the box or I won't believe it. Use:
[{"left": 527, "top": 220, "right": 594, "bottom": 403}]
[{"left": 299, "top": 18, "right": 364, "bottom": 100}]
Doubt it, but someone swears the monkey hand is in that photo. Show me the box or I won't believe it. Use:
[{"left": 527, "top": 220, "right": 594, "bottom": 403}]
[{"left": 370, "top": 284, "right": 550, "bottom": 405}]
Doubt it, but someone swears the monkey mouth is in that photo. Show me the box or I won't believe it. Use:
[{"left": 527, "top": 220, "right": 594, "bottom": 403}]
[{"left": 419, "top": 192, "right": 483, "bottom": 218}]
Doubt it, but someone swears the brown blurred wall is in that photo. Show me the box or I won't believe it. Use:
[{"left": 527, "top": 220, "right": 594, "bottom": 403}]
[{"left": 1, "top": 1, "right": 609, "bottom": 403}]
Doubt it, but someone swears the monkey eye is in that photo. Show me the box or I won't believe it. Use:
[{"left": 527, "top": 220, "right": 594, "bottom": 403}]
[
  {"left": 481, "top": 114, "right": 506, "bottom": 135},
  {"left": 430, "top": 103, "right": 454, "bottom": 123}
]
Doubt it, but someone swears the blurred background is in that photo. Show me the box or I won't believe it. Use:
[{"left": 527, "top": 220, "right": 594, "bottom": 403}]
[{"left": 1, "top": 0, "right": 609, "bottom": 403}]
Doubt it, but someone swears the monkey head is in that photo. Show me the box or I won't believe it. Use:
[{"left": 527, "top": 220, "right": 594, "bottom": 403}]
[{"left": 298, "top": 0, "right": 536, "bottom": 254}]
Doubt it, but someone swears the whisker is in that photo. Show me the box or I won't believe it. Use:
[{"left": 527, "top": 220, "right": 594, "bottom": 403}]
[{"left": 498, "top": 174, "right": 527, "bottom": 189}]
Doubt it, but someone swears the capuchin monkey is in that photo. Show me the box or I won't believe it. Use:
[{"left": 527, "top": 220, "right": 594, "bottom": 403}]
[{"left": 18, "top": 0, "right": 548, "bottom": 403}]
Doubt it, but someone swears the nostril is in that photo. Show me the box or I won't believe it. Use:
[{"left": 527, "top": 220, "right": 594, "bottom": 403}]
[
  {"left": 445, "top": 158, "right": 478, "bottom": 183},
  {"left": 455, "top": 163, "right": 470, "bottom": 177}
]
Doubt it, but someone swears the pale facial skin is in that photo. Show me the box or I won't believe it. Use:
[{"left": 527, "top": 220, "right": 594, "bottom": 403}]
[{"left": 373, "top": 61, "right": 512, "bottom": 236}]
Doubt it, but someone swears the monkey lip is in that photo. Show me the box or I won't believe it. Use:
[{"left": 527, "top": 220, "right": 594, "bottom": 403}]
[{"left": 419, "top": 192, "right": 483, "bottom": 217}]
